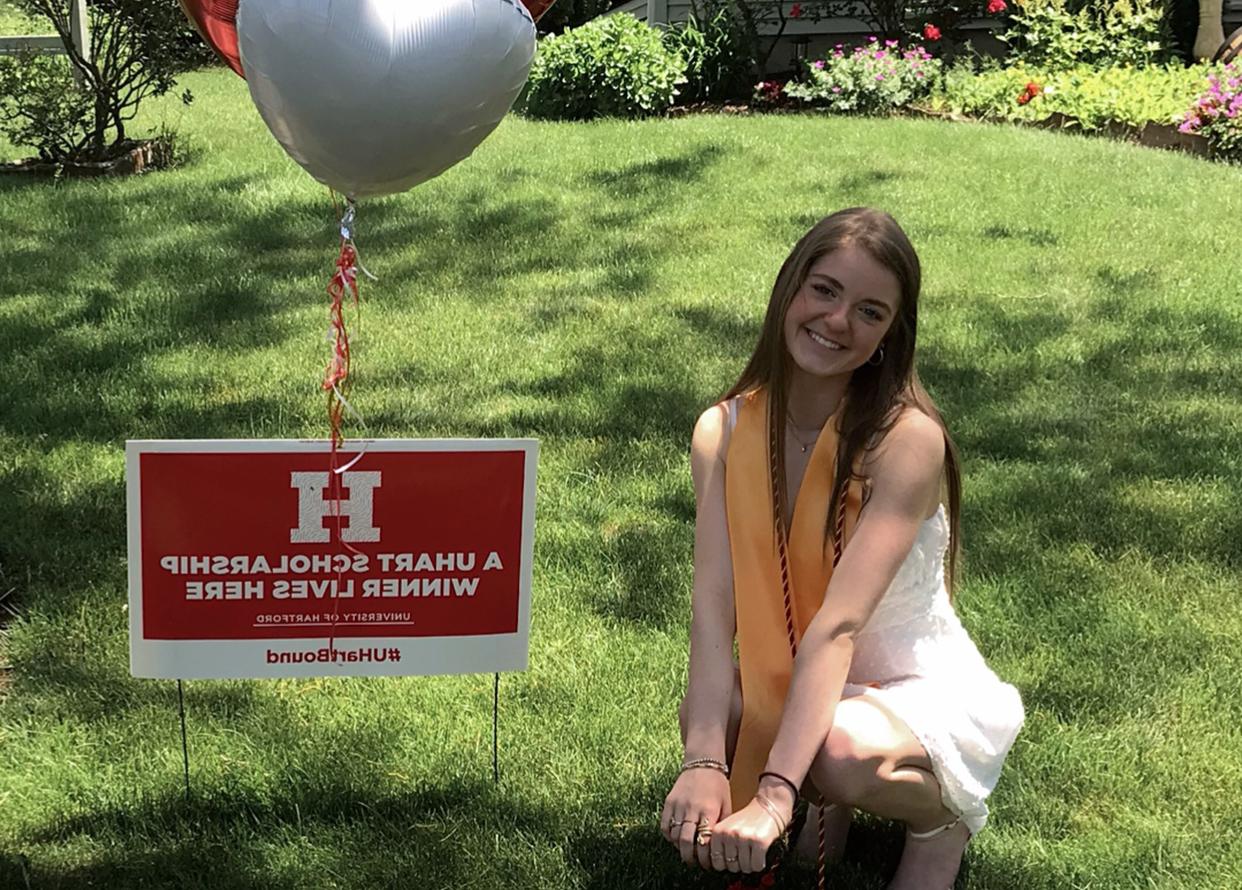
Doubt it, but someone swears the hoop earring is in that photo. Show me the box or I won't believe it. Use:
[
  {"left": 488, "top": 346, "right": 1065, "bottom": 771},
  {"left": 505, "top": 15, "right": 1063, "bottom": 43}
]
[{"left": 868, "top": 344, "right": 886, "bottom": 366}]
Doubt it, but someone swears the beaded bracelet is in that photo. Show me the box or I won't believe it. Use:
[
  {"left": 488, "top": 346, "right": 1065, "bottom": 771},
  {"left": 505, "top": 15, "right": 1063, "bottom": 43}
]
[{"left": 680, "top": 757, "right": 730, "bottom": 778}]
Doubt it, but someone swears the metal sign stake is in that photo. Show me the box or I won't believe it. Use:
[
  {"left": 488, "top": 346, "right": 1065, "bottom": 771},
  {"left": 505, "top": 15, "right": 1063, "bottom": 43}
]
[
  {"left": 493, "top": 672, "right": 500, "bottom": 784},
  {"left": 177, "top": 679, "right": 191, "bottom": 801}
]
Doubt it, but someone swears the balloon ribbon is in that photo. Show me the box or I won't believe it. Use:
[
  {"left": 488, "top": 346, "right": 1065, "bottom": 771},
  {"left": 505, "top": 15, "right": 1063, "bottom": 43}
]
[
  {"left": 322, "top": 200, "right": 373, "bottom": 655},
  {"left": 324, "top": 237, "right": 359, "bottom": 455}
]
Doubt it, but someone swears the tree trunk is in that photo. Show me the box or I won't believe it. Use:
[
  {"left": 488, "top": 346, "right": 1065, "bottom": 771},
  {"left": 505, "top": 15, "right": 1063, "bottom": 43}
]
[
  {"left": 1194, "top": 0, "right": 1226, "bottom": 60},
  {"left": 91, "top": 92, "right": 109, "bottom": 158}
]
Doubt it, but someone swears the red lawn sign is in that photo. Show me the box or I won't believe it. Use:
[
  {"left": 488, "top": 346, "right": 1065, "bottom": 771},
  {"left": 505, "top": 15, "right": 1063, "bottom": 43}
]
[{"left": 126, "top": 439, "right": 537, "bottom": 679}]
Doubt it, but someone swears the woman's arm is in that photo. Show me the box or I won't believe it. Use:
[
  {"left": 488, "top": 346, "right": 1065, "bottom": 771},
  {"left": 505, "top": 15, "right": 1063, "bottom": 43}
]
[
  {"left": 763, "top": 408, "right": 945, "bottom": 790},
  {"left": 682, "top": 402, "right": 738, "bottom": 762},
  {"left": 709, "top": 409, "right": 945, "bottom": 869},
  {"left": 660, "top": 402, "right": 740, "bottom": 866}
]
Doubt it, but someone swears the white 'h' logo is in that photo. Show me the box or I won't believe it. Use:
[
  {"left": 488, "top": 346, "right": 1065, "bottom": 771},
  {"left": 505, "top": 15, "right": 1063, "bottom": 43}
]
[{"left": 290, "top": 471, "right": 382, "bottom": 543}]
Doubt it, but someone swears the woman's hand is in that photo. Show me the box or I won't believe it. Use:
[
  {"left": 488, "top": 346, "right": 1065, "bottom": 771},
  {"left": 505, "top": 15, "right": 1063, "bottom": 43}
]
[
  {"left": 707, "top": 793, "right": 792, "bottom": 873},
  {"left": 660, "top": 767, "right": 732, "bottom": 868}
]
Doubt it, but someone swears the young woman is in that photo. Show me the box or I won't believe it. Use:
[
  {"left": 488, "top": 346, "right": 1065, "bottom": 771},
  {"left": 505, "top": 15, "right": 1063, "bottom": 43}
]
[{"left": 659, "top": 208, "right": 1024, "bottom": 889}]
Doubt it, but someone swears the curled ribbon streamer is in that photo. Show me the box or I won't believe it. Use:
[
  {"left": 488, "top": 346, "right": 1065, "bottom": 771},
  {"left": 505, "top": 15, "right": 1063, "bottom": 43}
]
[
  {"left": 320, "top": 198, "right": 380, "bottom": 655},
  {"left": 330, "top": 382, "right": 369, "bottom": 475},
  {"left": 324, "top": 239, "right": 359, "bottom": 446}
]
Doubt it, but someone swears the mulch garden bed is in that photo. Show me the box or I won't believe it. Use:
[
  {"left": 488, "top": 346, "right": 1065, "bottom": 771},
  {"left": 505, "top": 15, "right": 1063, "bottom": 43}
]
[{"left": 0, "top": 136, "right": 176, "bottom": 178}]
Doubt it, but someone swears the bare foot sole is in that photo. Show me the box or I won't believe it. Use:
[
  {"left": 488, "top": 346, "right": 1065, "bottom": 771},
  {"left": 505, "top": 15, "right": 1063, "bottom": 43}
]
[
  {"left": 887, "top": 819, "right": 970, "bottom": 890},
  {"left": 792, "top": 803, "right": 852, "bottom": 866}
]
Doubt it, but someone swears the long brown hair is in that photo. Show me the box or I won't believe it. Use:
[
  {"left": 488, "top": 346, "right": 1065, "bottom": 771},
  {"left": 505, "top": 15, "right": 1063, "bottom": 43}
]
[{"left": 723, "top": 208, "right": 963, "bottom": 594}]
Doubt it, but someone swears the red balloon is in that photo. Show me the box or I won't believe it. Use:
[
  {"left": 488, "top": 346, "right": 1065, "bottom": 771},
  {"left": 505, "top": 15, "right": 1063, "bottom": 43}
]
[
  {"left": 522, "top": 0, "right": 557, "bottom": 21},
  {"left": 178, "top": 0, "right": 242, "bottom": 78}
]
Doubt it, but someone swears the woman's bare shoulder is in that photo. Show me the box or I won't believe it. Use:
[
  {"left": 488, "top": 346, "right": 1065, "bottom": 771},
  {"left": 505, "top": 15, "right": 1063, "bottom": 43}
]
[
  {"left": 691, "top": 398, "right": 738, "bottom": 468},
  {"left": 860, "top": 406, "right": 945, "bottom": 510}
]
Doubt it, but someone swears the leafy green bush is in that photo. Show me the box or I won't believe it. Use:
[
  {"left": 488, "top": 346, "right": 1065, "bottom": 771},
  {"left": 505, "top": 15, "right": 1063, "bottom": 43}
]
[
  {"left": 1001, "top": 0, "right": 1171, "bottom": 68},
  {"left": 664, "top": 1, "right": 754, "bottom": 103},
  {"left": 784, "top": 38, "right": 942, "bottom": 113},
  {"left": 0, "top": 51, "right": 91, "bottom": 161},
  {"left": 522, "top": 13, "right": 687, "bottom": 120},
  {"left": 1, "top": 0, "right": 193, "bottom": 162},
  {"left": 926, "top": 58, "right": 1216, "bottom": 129}
]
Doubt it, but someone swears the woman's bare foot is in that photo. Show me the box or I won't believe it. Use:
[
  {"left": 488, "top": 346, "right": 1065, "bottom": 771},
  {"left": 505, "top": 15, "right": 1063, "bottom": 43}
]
[
  {"left": 887, "top": 819, "right": 970, "bottom": 890},
  {"left": 793, "top": 803, "right": 852, "bottom": 865}
]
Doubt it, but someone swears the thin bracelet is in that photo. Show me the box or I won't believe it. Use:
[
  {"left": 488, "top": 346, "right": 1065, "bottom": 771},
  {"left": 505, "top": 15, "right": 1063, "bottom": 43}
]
[
  {"left": 758, "top": 770, "right": 799, "bottom": 798},
  {"left": 680, "top": 757, "right": 729, "bottom": 778},
  {"left": 754, "top": 792, "right": 788, "bottom": 836}
]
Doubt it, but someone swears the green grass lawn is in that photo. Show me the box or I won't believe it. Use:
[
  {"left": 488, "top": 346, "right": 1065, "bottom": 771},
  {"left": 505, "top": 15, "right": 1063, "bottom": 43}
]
[
  {"left": 2, "top": 66, "right": 1241, "bottom": 889},
  {"left": 0, "top": 0, "right": 39, "bottom": 36}
]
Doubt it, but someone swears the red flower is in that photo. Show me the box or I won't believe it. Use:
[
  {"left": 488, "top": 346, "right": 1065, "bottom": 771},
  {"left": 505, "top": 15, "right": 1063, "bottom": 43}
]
[
  {"left": 790, "top": 2, "right": 803, "bottom": 17},
  {"left": 987, "top": 0, "right": 1007, "bottom": 13},
  {"left": 1017, "top": 81, "right": 1042, "bottom": 105},
  {"left": 922, "top": 23, "right": 941, "bottom": 41},
  {"left": 761, "top": 875, "right": 777, "bottom": 888}
]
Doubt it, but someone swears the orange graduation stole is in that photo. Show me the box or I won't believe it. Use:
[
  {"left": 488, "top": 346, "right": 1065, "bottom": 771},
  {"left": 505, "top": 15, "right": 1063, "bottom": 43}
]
[{"left": 725, "top": 388, "right": 865, "bottom": 810}]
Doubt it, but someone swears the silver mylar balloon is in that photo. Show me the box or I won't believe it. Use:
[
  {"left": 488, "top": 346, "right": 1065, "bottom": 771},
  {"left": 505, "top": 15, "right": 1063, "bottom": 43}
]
[{"left": 237, "top": 0, "right": 537, "bottom": 199}]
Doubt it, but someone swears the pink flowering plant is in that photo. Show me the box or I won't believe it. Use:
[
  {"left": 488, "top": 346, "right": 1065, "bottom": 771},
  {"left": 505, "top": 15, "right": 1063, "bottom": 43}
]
[
  {"left": 784, "top": 39, "right": 942, "bottom": 113},
  {"left": 1178, "top": 64, "right": 1242, "bottom": 160}
]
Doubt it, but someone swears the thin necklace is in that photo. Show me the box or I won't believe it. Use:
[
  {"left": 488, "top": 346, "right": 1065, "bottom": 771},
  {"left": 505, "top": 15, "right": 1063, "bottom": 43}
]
[{"left": 786, "top": 412, "right": 819, "bottom": 453}]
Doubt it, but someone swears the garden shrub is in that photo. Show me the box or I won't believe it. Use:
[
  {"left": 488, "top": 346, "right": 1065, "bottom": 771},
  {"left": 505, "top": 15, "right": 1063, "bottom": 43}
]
[
  {"left": 0, "top": 51, "right": 91, "bottom": 162},
  {"left": 0, "top": 0, "right": 194, "bottom": 163},
  {"left": 664, "top": 1, "right": 755, "bottom": 103},
  {"left": 522, "top": 13, "right": 687, "bottom": 120},
  {"left": 1178, "top": 62, "right": 1242, "bottom": 159},
  {"left": 1001, "top": 0, "right": 1171, "bottom": 69},
  {"left": 927, "top": 58, "right": 1218, "bottom": 129},
  {"left": 784, "top": 37, "right": 942, "bottom": 112}
]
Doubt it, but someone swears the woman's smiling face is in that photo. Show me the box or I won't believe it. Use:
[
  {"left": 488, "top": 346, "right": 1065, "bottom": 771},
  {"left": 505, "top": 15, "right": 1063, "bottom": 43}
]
[{"left": 782, "top": 244, "right": 902, "bottom": 379}]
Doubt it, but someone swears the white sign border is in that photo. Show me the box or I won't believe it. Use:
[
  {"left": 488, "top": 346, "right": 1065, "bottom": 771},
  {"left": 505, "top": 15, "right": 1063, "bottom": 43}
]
[{"left": 125, "top": 438, "right": 538, "bottom": 680}]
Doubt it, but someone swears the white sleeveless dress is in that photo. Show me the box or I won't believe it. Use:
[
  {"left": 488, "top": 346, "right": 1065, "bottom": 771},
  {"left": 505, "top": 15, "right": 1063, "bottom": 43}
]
[
  {"left": 721, "top": 397, "right": 1023, "bottom": 833},
  {"left": 843, "top": 503, "right": 1025, "bottom": 834}
]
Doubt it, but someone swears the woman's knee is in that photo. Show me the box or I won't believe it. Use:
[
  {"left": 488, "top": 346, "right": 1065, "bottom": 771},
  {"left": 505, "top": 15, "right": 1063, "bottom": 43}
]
[{"left": 810, "top": 724, "right": 886, "bottom": 805}]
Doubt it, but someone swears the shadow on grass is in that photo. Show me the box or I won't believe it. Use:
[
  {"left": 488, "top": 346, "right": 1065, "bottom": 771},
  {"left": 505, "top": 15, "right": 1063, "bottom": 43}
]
[
  {"left": 566, "top": 810, "right": 1053, "bottom": 890},
  {"left": 18, "top": 779, "right": 523, "bottom": 889}
]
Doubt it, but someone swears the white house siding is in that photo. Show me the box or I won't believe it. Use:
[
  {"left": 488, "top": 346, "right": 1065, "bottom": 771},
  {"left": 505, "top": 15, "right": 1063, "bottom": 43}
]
[
  {"left": 606, "top": 1, "right": 1004, "bottom": 67},
  {"left": 610, "top": 0, "right": 649, "bottom": 20},
  {"left": 606, "top": 2, "right": 1238, "bottom": 66}
]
